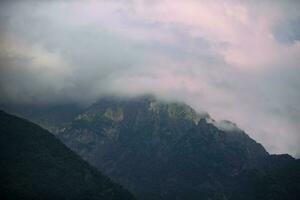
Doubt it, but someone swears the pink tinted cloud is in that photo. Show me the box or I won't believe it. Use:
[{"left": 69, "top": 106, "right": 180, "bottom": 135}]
[
  {"left": 2, "top": 0, "right": 300, "bottom": 156},
  {"left": 69, "top": 0, "right": 300, "bottom": 70},
  {"left": 130, "top": 0, "right": 299, "bottom": 69}
]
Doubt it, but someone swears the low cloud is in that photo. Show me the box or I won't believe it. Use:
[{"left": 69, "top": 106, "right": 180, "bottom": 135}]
[{"left": 0, "top": 0, "right": 300, "bottom": 157}]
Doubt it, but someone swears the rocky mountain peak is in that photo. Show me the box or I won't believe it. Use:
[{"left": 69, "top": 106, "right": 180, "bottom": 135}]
[{"left": 57, "top": 95, "right": 273, "bottom": 199}]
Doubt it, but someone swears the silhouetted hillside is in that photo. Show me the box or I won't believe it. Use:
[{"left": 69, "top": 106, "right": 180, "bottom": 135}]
[{"left": 0, "top": 110, "right": 135, "bottom": 200}]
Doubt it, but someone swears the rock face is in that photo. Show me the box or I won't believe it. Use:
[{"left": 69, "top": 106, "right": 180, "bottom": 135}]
[
  {"left": 57, "top": 95, "right": 298, "bottom": 200},
  {"left": 0, "top": 110, "right": 135, "bottom": 200}
]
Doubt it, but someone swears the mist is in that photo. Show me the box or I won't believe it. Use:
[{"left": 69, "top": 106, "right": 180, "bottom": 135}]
[{"left": 0, "top": 0, "right": 300, "bottom": 157}]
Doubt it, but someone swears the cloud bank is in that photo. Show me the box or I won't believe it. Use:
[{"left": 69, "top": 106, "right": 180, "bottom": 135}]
[{"left": 0, "top": 0, "right": 300, "bottom": 157}]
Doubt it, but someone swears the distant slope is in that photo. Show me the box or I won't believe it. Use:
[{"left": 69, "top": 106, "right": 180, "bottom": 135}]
[
  {"left": 57, "top": 95, "right": 299, "bottom": 200},
  {"left": 230, "top": 154, "right": 300, "bottom": 200},
  {"left": 0, "top": 110, "right": 135, "bottom": 200},
  {"left": 0, "top": 103, "right": 82, "bottom": 133}
]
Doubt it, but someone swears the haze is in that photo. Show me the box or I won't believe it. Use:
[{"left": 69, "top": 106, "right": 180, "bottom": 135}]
[{"left": 0, "top": 0, "right": 300, "bottom": 157}]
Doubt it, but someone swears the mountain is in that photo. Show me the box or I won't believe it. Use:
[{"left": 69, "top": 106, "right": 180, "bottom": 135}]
[
  {"left": 57, "top": 95, "right": 299, "bottom": 200},
  {"left": 231, "top": 154, "right": 300, "bottom": 200},
  {"left": 0, "top": 110, "right": 135, "bottom": 200}
]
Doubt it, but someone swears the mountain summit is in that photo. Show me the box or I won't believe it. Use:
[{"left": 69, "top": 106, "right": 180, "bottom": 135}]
[{"left": 57, "top": 95, "right": 300, "bottom": 200}]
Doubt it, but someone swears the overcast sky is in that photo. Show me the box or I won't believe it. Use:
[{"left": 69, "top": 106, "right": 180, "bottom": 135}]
[{"left": 0, "top": 0, "right": 300, "bottom": 157}]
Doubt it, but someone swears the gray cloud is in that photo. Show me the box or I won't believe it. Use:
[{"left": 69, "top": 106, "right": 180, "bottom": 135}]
[{"left": 0, "top": 0, "right": 299, "bottom": 157}]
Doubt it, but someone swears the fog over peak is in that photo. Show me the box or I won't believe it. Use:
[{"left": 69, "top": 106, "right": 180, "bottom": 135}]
[{"left": 0, "top": 0, "right": 300, "bottom": 157}]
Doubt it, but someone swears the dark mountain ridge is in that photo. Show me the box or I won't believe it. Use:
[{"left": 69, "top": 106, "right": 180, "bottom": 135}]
[
  {"left": 56, "top": 95, "right": 299, "bottom": 200},
  {"left": 0, "top": 110, "right": 135, "bottom": 200},
  {"left": 1, "top": 95, "right": 299, "bottom": 200}
]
